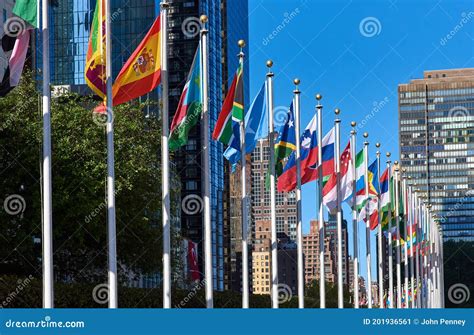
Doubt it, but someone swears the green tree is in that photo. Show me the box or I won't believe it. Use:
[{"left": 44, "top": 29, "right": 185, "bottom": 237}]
[{"left": 0, "top": 72, "right": 178, "bottom": 284}]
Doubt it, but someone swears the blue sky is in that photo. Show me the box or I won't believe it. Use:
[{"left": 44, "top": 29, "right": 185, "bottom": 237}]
[{"left": 248, "top": 0, "right": 474, "bottom": 282}]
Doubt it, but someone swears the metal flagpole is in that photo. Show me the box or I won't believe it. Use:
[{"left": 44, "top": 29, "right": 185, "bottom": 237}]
[
  {"left": 408, "top": 179, "right": 415, "bottom": 308},
  {"left": 386, "top": 153, "right": 393, "bottom": 308},
  {"left": 316, "top": 94, "right": 325, "bottom": 308},
  {"left": 350, "top": 122, "right": 359, "bottom": 309},
  {"left": 394, "top": 162, "right": 402, "bottom": 308},
  {"left": 422, "top": 201, "right": 428, "bottom": 308},
  {"left": 160, "top": 1, "right": 171, "bottom": 309},
  {"left": 200, "top": 15, "right": 213, "bottom": 309},
  {"left": 334, "top": 108, "right": 343, "bottom": 308},
  {"left": 266, "top": 61, "right": 279, "bottom": 309},
  {"left": 294, "top": 79, "right": 304, "bottom": 308},
  {"left": 237, "top": 40, "right": 249, "bottom": 309},
  {"left": 362, "top": 132, "right": 372, "bottom": 308},
  {"left": 375, "top": 143, "right": 383, "bottom": 308},
  {"left": 104, "top": 0, "right": 118, "bottom": 309},
  {"left": 428, "top": 206, "right": 434, "bottom": 308},
  {"left": 41, "top": 0, "right": 54, "bottom": 309},
  {"left": 414, "top": 187, "right": 421, "bottom": 308},
  {"left": 402, "top": 172, "right": 409, "bottom": 309},
  {"left": 439, "top": 228, "right": 445, "bottom": 308}
]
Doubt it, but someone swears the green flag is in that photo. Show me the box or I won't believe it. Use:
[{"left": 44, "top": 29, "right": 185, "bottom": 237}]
[{"left": 13, "top": 0, "right": 38, "bottom": 28}]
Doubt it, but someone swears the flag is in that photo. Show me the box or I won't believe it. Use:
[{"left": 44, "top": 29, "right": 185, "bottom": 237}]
[
  {"left": 354, "top": 149, "right": 366, "bottom": 213},
  {"left": 323, "top": 141, "right": 353, "bottom": 211},
  {"left": 277, "top": 123, "right": 335, "bottom": 193},
  {"left": 12, "top": 0, "right": 38, "bottom": 28},
  {"left": 274, "top": 102, "right": 296, "bottom": 178},
  {"left": 112, "top": 16, "right": 161, "bottom": 106},
  {"left": 0, "top": 29, "right": 30, "bottom": 96},
  {"left": 85, "top": 0, "right": 106, "bottom": 99},
  {"left": 169, "top": 46, "right": 201, "bottom": 151},
  {"left": 224, "top": 82, "right": 268, "bottom": 165},
  {"left": 380, "top": 168, "right": 391, "bottom": 230},
  {"left": 367, "top": 160, "right": 379, "bottom": 229},
  {"left": 212, "top": 67, "right": 239, "bottom": 144}
]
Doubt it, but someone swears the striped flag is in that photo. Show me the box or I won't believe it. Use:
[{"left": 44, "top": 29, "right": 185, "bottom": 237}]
[{"left": 380, "top": 168, "right": 391, "bottom": 230}]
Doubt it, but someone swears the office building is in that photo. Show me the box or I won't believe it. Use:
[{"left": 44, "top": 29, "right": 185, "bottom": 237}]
[{"left": 398, "top": 68, "right": 474, "bottom": 241}]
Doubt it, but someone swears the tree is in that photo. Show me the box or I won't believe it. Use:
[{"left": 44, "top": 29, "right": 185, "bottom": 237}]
[{"left": 0, "top": 72, "right": 179, "bottom": 284}]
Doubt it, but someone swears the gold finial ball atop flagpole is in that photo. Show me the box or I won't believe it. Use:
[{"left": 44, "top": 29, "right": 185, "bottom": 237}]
[
  {"left": 200, "top": 15, "right": 208, "bottom": 23},
  {"left": 266, "top": 60, "right": 273, "bottom": 68},
  {"left": 394, "top": 160, "right": 399, "bottom": 166},
  {"left": 316, "top": 93, "right": 322, "bottom": 100},
  {"left": 386, "top": 152, "right": 391, "bottom": 157},
  {"left": 351, "top": 121, "right": 356, "bottom": 127},
  {"left": 402, "top": 168, "right": 407, "bottom": 173},
  {"left": 363, "top": 132, "right": 368, "bottom": 138},
  {"left": 238, "top": 40, "right": 246, "bottom": 48},
  {"left": 334, "top": 108, "right": 340, "bottom": 115},
  {"left": 294, "top": 78, "right": 300, "bottom": 86},
  {"left": 375, "top": 142, "right": 380, "bottom": 148}
]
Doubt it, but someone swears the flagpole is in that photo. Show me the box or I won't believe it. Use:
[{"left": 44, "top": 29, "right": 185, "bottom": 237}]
[
  {"left": 160, "top": 1, "right": 171, "bottom": 309},
  {"left": 266, "top": 60, "right": 279, "bottom": 309},
  {"left": 375, "top": 143, "right": 383, "bottom": 308},
  {"left": 408, "top": 179, "right": 415, "bottom": 308},
  {"left": 334, "top": 108, "right": 343, "bottom": 308},
  {"left": 103, "top": 0, "right": 118, "bottom": 309},
  {"left": 362, "top": 132, "right": 372, "bottom": 308},
  {"left": 386, "top": 153, "right": 394, "bottom": 308},
  {"left": 402, "top": 172, "right": 409, "bottom": 308},
  {"left": 394, "top": 161, "right": 402, "bottom": 308},
  {"left": 237, "top": 40, "right": 249, "bottom": 309},
  {"left": 350, "top": 122, "right": 359, "bottom": 309},
  {"left": 316, "top": 94, "right": 325, "bottom": 308},
  {"left": 200, "top": 15, "right": 213, "bottom": 309},
  {"left": 439, "top": 226, "right": 445, "bottom": 308},
  {"left": 41, "top": 0, "right": 54, "bottom": 309},
  {"left": 294, "top": 79, "right": 304, "bottom": 308},
  {"left": 414, "top": 187, "right": 420, "bottom": 308},
  {"left": 422, "top": 200, "right": 428, "bottom": 308}
]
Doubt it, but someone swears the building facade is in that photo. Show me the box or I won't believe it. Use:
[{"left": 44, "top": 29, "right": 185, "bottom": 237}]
[{"left": 398, "top": 68, "right": 474, "bottom": 241}]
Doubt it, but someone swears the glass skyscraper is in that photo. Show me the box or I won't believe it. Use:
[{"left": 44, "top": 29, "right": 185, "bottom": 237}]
[
  {"left": 398, "top": 68, "right": 474, "bottom": 242},
  {"left": 40, "top": 0, "right": 249, "bottom": 291}
]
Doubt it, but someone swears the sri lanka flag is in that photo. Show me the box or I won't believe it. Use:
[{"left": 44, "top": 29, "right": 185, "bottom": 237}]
[
  {"left": 169, "top": 46, "right": 201, "bottom": 151},
  {"left": 85, "top": 0, "right": 106, "bottom": 99},
  {"left": 112, "top": 16, "right": 161, "bottom": 106},
  {"left": 213, "top": 64, "right": 242, "bottom": 145}
]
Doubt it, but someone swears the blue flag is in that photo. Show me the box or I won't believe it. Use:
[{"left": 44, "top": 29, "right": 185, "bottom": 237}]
[{"left": 224, "top": 82, "right": 268, "bottom": 166}]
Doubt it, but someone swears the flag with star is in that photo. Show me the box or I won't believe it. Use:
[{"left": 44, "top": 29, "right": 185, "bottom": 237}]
[
  {"left": 274, "top": 102, "right": 296, "bottom": 178},
  {"left": 169, "top": 46, "right": 201, "bottom": 151}
]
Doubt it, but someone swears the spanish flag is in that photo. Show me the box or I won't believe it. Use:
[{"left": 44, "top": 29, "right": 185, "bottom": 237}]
[
  {"left": 112, "top": 16, "right": 161, "bottom": 106},
  {"left": 85, "top": 0, "right": 106, "bottom": 100}
]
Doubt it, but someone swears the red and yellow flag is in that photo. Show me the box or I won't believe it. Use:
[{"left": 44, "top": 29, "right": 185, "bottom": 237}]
[
  {"left": 85, "top": 0, "right": 106, "bottom": 100},
  {"left": 112, "top": 16, "right": 161, "bottom": 106}
]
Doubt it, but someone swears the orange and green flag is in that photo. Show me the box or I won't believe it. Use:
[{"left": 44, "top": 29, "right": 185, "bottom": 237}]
[
  {"left": 112, "top": 16, "right": 161, "bottom": 106},
  {"left": 85, "top": 0, "right": 106, "bottom": 99}
]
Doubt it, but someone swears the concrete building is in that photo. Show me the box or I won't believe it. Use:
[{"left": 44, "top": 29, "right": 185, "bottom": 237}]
[{"left": 398, "top": 68, "right": 474, "bottom": 242}]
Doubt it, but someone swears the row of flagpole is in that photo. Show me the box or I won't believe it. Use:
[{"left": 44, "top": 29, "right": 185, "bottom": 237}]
[{"left": 33, "top": 0, "right": 445, "bottom": 309}]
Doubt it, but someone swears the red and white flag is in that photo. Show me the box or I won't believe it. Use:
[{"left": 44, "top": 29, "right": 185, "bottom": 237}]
[{"left": 323, "top": 141, "right": 353, "bottom": 211}]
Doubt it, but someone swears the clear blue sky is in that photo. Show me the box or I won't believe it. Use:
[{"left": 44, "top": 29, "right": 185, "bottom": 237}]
[{"left": 248, "top": 0, "right": 474, "bottom": 282}]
